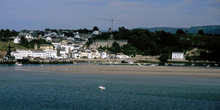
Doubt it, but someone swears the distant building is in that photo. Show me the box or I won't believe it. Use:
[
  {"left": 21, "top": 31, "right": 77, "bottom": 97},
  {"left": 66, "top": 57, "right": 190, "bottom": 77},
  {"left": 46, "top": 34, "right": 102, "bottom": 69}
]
[
  {"left": 40, "top": 44, "right": 54, "bottom": 50},
  {"left": 25, "top": 33, "right": 34, "bottom": 39},
  {"left": 171, "top": 52, "right": 184, "bottom": 60},
  {"left": 34, "top": 44, "right": 38, "bottom": 50},
  {"left": 46, "top": 37, "right": 52, "bottom": 42},
  {"left": 74, "top": 32, "right": 81, "bottom": 39},
  {"left": 92, "top": 26, "right": 101, "bottom": 35},
  {"left": 90, "top": 35, "right": 127, "bottom": 49},
  {"left": 92, "top": 30, "right": 101, "bottom": 35},
  {"left": 116, "top": 55, "right": 130, "bottom": 59},
  {"left": 31, "top": 50, "right": 46, "bottom": 59},
  {"left": 11, "top": 50, "right": 31, "bottom": 59},
  {"left": 25, "top": 33, "right": 35, "bottom": 42},
  {"left": 100, "top": 52, "right": 107, "bottom": 59},
  {"left": 11, "top": 49, "right": 57, "bottom": 59},
  {"left": 14, "top": 36, "right": 20, "bottom": 44}
]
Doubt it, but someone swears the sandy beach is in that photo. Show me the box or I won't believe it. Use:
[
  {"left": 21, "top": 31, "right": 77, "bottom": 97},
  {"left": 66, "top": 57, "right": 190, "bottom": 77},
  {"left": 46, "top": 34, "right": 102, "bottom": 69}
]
[{"left": 20, "top": 65, "right": 220, "bottom": 78}]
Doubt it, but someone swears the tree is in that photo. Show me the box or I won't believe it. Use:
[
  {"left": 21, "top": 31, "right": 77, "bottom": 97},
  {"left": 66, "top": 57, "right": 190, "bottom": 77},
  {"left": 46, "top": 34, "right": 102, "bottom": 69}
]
[
  {"left": 92, "top": 26, "right": 99, "bottom": 31},
  {"left": 176, "top": 29, "right": 185, "bottom": 34},
  {"left": 20, "top": 36, "right": 29, "bottom": 47},
  {"left": 29, "top": 39, "right": 48, "bottom": 49},
  {"left": 98, "top": 46, "right": 107, "bottom": 51},
  {"left": 109, "top": 42, "right": 122, "bottom": 54},
  {"left": 159, "top": 53, "right": 170, "bottom": 63},
  {"left": 122, "top": 44, "right": 139, "bottom": 57},
  {"left": 118, "top": 26, "right": 128, "bottom": 32},
  {"left": 0, "top": 29, "right": 4, "bottom": 41},
  {"left": 0, "top": 29, "right": 10, "bottom": 41},
  {"left": 198, "top": 30, "right": 204, "bottom": 35}
]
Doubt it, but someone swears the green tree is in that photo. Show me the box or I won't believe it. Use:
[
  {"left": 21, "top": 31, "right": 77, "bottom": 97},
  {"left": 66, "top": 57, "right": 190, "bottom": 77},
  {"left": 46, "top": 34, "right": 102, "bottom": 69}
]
[
  {"left": 159, "top": 53, "right": 170, "bottom": 63},
  {"left": 98, "top": 46, "right": 107, "bottom": 51},
  {"left": 29, "top": 39, "right": 48, "bottom": 49},
  {"left": 109, "top": 42, "right": 122, "bottom": 54},
  {"left": 198, "top": 30, "right": 204, "bottom": 35},
  {"left": 0, "top": 29, "right": 10, "bottom": 41},
  {"left": 20, "top": 36, "right": 29, "bottom": 48},
  {"left": 122, "top": 44, "right": 139, "bottom": 57},
  {"left": 176, "top": 29, "right": 185, "bottom": 34},
  {"left": 0, "top": 29, "right": 4, "bottom": 41},
  {"left": 93, "top": 26, "right": 99, "bottom": 31}
]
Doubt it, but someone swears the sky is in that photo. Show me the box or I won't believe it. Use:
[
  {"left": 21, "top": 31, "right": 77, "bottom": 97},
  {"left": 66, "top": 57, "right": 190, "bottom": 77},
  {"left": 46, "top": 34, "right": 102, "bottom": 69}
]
[{"left": 0, "top": 0, "right": 220, "bottom": 31}]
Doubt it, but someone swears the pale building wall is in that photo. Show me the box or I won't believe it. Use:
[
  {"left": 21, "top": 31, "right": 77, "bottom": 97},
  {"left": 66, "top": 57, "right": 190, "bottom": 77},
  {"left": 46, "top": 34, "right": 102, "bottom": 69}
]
[{"left": 172, "top": 52, "right": 184, "bottom": 60}]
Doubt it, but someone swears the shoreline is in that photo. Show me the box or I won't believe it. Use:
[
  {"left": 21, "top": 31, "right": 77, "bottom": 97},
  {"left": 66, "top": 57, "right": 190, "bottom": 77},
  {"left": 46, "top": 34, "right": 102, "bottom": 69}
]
[{"left": 14, "top": 65, "right": 220, "bottom": 79}]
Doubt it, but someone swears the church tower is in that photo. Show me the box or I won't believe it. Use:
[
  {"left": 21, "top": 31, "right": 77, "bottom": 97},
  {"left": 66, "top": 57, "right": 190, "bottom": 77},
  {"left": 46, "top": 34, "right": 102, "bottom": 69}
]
[{"left": 34, "top": 44, "right": 38, "bottom": 50}]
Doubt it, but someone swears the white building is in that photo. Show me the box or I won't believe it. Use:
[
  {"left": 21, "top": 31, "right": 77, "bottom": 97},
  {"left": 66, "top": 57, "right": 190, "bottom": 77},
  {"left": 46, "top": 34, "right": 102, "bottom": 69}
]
[
  {"left": 14, "top": 36, "right": 20, "bottom": 44},
  {"left": 85, "top": 49, "right": 92, "bottom": 59},
  {"left": 25, "top": 34, "right": 35, "bottom": 42},
  {"left": 100, "top": 52, "right": 107, "bottom": 59},
  {"left": 43, "top": 50, "right": 57, "bottom": 58},
  {"left": 11, "top": 49, "right": 57, "bottom": 59},
  {"left": 11, "top": 50, "right": 32, "bottom": 59},
  {"left": 72, "top": 52, "right": 80, "bottom": 59},
  {"left": 92, "top": 50, "right": 101, "bottom": 59},
  {"left": 92, "top": 30, "right": 100, "bottom": 35},
  {"left": 60, "top": 50, "right": 67, "bottom": 58},
  {"left": 116, "top": 55, "right": 130, "bottom": 59},
  {"left": 80, "top": 51, "right": 88, "bottom": 58},
  {"left": 171, "top": 52, "right": 184, "bottom": 60},
  {"left": 25, "top": 34, "right": 34, "bottom": 39},
  {"left": 46, "top": 37, "right": 52, "bottom": 42},
  {"left": 51, "top": 42, "right": 61, "bottom": 50},
  {"left": 74, "top": 32, "right": 80, "bottom": 39},
  {"left": 31, "top": 50, "right": 46, "bottom": 58}
]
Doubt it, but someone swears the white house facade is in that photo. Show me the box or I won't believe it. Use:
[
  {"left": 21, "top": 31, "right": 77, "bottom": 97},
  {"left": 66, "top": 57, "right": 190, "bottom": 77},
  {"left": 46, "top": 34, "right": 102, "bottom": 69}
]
[
  {"left": 14, "top": 36, "right": 21, "bottom": 44},
  {"left": 11, "top": 49, "right": 57, "bottom": 59}
]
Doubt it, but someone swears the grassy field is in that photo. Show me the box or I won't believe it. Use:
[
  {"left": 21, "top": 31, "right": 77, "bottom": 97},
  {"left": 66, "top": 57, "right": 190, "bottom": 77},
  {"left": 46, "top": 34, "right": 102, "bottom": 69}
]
[
  {"left": 0, "top": 41, "right": 30, "bottom": 56},
  {"left": 0, "top": 41, "right": 30, "bottom": 51}
]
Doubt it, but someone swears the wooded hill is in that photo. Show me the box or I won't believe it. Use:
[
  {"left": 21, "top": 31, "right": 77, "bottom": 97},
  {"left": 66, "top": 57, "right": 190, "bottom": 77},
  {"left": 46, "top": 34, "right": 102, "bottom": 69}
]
[{"left": 89, "top": 27, "right": 220, "bottom": 63}]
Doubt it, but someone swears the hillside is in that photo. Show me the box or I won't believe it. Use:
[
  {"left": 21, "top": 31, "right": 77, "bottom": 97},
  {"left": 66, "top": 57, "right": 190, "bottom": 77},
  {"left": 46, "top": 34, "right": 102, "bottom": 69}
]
[
  {"left": 136, "top": 25, "right": 220, "bottom": 34},
  {"left": 0, "top": 41, "right": 30, "bottom": 56}
]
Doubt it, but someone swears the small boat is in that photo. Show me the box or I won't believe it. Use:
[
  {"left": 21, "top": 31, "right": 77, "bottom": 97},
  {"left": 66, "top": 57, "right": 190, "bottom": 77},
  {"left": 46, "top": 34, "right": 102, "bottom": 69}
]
[
  {"left": 99, "top": 86, "right": 105, "bottom": 90},
  {"left": 15, "top": 62, "right": 22, "bottom": 66}
]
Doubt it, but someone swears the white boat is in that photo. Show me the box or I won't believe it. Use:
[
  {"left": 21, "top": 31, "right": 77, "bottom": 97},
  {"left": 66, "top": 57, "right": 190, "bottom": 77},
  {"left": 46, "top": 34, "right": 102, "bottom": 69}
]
[
  {"left": 99, "top": 86, "right": 105, "bottom": 90},
  {"left": 15, "top": 62, "right": 22, "bottom": 66}
]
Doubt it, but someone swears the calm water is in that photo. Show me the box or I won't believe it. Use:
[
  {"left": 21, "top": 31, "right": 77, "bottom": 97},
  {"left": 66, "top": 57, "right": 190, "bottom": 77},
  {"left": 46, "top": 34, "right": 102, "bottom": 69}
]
[{"left": 0, "top": 66, "right": 220, "bottom": 110}]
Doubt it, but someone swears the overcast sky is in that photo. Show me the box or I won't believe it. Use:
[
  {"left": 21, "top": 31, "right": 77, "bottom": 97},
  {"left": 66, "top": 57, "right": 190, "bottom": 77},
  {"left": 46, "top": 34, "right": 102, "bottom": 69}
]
[{"left": 0, "top": 0, "right": 220, "bottom": 31}]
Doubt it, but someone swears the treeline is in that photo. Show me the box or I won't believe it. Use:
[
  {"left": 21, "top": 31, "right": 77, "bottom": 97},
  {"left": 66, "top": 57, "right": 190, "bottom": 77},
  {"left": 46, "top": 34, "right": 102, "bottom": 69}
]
[
  {"left": 0, "top": 29, "right": 18, "bottom": 42},
  {"left": 91, "top": 27, "right": 220, "bottom": 63}
]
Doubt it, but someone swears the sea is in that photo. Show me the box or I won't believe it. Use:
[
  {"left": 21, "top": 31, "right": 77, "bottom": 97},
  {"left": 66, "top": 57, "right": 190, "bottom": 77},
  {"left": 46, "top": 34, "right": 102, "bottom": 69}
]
[{"left": 0, "top": 64, "right": 220, "bottom": 110}]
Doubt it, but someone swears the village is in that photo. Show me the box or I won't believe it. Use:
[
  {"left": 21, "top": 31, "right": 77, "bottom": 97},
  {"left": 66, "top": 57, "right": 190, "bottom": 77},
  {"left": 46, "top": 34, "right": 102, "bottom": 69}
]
[
  {"left": 11, "top": 28, "right": 124, "bottom": 59},
  {"left": 0, "top": 27, "right": 160, "bottom": 65},
  {"left": 1, "top": 26, "right": 217, "bottom": 66}
]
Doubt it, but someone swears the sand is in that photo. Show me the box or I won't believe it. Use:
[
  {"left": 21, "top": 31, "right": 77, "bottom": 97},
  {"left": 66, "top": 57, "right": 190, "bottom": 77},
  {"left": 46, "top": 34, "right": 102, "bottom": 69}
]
[{"left": 20, "top": 65, "right": 220, "bottom": 79}]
